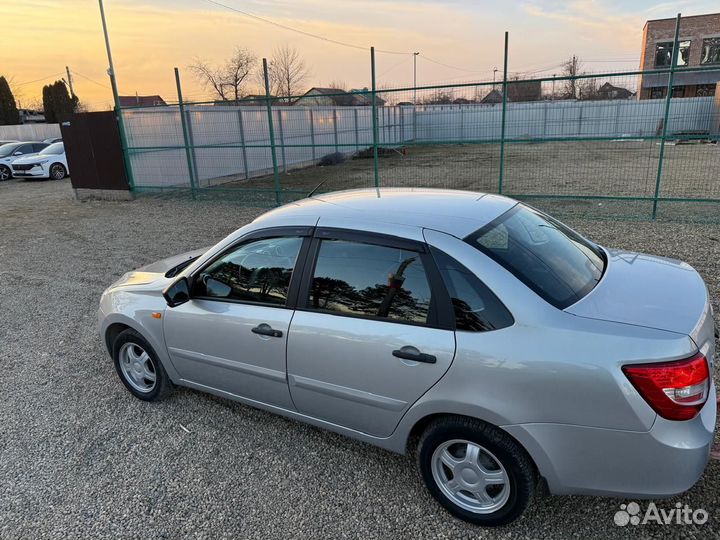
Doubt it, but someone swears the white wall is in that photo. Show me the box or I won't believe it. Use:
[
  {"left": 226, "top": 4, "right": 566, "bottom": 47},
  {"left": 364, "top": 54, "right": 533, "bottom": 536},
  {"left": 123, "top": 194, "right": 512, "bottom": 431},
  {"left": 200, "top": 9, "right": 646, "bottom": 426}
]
[
  {"left": 121, "top": 97, "right": 718, "bottom": 188},
  {"left": 0, "top": 123, "right": 61, "bottom": 141}
]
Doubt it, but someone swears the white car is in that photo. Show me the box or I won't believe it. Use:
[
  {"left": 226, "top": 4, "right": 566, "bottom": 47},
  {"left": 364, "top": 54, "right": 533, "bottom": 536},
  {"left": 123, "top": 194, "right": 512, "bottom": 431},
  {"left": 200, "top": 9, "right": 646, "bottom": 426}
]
[
  {"left": 0, "top": 142, "right": 48, "bottom": 180},
  {"left": 11, "top": 142, "right": 69, "bottom": 180}
]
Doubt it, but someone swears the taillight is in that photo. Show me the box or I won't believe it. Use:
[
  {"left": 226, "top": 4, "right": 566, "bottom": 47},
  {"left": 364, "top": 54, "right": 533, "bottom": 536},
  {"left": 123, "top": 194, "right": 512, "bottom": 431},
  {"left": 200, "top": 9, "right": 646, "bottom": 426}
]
[{"left": 622, "top": 353, "right": 710, "bottom": 421}]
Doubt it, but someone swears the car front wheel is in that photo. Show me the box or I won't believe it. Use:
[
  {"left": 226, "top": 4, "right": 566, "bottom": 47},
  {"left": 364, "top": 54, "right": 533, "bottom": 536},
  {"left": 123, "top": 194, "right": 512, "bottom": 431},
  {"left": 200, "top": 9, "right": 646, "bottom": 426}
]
[
  {"left": 0, "top": 165, "right": 11, "bottom": 181},
  {"left": 50, "top": 163, "right": 67, "bottom": 180},
  {"left": 417, "top": 417, "right": 535, "bottom": 527},
  {"left": 112, "top": 328, "right": 173, "bottom": 401}
]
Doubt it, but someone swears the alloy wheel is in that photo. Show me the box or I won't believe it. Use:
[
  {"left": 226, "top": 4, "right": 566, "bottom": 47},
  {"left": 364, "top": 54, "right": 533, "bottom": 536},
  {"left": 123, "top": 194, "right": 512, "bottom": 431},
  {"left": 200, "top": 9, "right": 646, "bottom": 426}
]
[
  {"left": 430, "top": 439, "right": 510, "bottom": 514},
  {"left": 118, "top": 343, "right": 157, "bottom": 393}
]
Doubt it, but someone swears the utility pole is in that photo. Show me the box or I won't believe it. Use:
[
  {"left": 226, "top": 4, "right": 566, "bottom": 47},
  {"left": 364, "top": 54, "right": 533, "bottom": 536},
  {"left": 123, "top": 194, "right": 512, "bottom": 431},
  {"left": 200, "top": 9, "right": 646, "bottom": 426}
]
[
  {"left": 98, "top": 0, "right": 121, "bottom": 111},
  {"left": 413, "top": 52, "right": 419, "bottom": 103},
  {"left": 65, "top": 66, "right": 75, "bottom": 99},
  {"left": 493, "top": 67, "right": 498, "bottom": 90}
]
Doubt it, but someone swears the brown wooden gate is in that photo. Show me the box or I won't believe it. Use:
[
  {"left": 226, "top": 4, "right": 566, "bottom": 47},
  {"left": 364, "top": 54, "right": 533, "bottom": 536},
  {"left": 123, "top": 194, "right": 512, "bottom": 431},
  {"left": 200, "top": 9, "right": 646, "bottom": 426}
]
[{"left": 61, "top": 111, "right": 130, "bottom": 197}]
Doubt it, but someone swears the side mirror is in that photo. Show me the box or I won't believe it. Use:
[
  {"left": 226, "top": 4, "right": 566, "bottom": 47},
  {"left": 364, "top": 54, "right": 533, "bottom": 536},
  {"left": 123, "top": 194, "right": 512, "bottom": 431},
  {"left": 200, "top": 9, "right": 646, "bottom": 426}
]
[
  {"left": 13, "top": 151, "right": 22, "bottom": 156},
  {"left": 163, "top": 277, "right": 190, "bottom": 307}
]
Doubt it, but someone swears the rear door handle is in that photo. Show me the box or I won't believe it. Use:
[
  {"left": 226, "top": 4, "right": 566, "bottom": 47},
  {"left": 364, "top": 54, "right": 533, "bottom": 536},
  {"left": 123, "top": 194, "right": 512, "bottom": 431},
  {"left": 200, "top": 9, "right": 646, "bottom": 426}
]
[
  {"left": 392, "top": 348, "right": 437, "bottom": 364},
  {"left": 251, "top": 323, "right": 283, "bottom": 338}
]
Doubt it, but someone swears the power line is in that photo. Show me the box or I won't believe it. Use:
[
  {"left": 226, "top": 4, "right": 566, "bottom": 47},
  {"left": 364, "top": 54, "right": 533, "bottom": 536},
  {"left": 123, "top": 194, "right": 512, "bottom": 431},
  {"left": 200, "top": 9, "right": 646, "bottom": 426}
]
[
  {"left": 418, "top": 54, "right": 488, "bottom": 73},
  {"left": 377, "top": 56, "right": 410, "bottom": 79},
  {"left": 73, "top": 71, "right": 111, "bottom": 89},
  {"left": 14, "top": 72, "right": 66, "bottom": 87},
  {"left": 201, "top": 0, "right": 411, "bottom": 55}
]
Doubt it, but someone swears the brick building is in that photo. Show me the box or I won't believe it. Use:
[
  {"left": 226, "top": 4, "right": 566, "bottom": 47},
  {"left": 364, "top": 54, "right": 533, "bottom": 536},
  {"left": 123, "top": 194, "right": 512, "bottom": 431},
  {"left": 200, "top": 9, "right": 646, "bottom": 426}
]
[{"left": 639, "top": 13, "right": 720, "bottom": 99}]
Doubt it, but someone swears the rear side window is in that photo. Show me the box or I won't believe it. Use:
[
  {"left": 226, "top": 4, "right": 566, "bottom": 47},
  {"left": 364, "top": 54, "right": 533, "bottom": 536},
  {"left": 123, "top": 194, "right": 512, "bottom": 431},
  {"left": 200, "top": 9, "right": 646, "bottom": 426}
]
[
  {"left": 431, "top": 248, "right": 513, "bottom": 332},
  {"left": 308, "top": 239, "right": 432, "bottom": 324},
  {"left": 467, "top": 204, "right": 605, "bottom": 309}
]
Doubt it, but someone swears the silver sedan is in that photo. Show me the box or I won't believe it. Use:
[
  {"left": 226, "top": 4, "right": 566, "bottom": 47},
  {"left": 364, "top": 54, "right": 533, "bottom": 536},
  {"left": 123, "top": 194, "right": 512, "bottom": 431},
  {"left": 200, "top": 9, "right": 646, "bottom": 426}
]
[{"left": 98, "top": 188, "right": 716, "bottom": 526}]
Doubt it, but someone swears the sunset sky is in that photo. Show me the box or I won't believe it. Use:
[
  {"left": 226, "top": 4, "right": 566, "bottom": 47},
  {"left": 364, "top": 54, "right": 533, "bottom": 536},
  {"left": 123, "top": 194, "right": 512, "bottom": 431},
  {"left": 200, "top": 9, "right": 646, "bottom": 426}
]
[{"left": 1, "top": 0, "right": 718, "bottom": 110}]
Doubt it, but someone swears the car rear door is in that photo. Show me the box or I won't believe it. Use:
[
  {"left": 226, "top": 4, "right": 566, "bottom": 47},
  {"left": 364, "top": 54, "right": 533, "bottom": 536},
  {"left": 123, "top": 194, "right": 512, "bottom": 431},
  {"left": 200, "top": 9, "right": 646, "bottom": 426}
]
[
  {"left": 163, "top": 227, "right": 312, "bottom": 409},
  {"left": 286, "top": 228, "right": 456, "bottom": 437}
]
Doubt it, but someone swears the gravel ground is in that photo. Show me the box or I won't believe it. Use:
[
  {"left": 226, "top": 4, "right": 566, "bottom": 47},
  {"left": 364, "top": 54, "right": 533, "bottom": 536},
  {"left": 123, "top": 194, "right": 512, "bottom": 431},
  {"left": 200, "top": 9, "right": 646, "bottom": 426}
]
[{"left": 1, "top": 178, "right": 718, "bottom": 539}]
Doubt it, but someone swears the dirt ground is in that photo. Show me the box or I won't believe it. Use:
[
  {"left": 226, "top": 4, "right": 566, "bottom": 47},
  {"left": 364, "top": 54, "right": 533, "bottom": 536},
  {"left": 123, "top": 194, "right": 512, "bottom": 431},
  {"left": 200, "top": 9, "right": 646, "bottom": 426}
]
[{"left": 211, "top": 140, "right": 720, "bottom": 215}]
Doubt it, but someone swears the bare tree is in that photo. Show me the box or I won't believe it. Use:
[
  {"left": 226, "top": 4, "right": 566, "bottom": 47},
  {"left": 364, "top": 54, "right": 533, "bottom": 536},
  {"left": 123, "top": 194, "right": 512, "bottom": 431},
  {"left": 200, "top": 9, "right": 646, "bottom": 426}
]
[
  {"left": 560, "top": 55, "right": 583, "bottom": 99},
  {"left": 189, "top": 47, "right": 257, "bottom": 102},
  {"left": 266, "top": 45, "right": 311, "bottom": 103},
  {"left": 327, "top": 80, "right": 347, "bottom": 90}
]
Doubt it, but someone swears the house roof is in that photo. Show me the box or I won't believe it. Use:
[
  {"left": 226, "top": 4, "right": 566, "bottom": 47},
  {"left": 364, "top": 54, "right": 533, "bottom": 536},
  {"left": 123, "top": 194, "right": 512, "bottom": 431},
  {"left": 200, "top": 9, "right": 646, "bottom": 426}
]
[
  {"left": 296, "top": 87, "right": 386, "bottom": 106},
  {"left": 118, "top": 95, "right": 166, "bottom": 107},
  {"left": 480, "top": 89, "right": 503, "bottom": 104}
]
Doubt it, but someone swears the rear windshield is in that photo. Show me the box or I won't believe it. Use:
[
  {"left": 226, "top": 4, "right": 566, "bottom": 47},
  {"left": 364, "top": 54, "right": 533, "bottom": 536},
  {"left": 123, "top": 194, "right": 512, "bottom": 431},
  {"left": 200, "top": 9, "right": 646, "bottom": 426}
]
[{"left": 466, "top": 204, "right": 605, "bottom": 309}]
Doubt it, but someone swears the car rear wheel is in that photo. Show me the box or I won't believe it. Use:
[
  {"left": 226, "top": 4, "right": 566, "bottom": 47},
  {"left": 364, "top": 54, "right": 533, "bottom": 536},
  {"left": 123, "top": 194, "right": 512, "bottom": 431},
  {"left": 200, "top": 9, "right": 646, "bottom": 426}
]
[
  {"left": 0, "top": 165, "right": 11, "bottom": 181},
  {"left": 417, "top": 417, "right": 535, "bottom": 527},
  {"left": 112, "top": 328, "right": 173, "bottom": 401},
  {"left": 50, "top": 163, "right": 67, "bottom": 180}
]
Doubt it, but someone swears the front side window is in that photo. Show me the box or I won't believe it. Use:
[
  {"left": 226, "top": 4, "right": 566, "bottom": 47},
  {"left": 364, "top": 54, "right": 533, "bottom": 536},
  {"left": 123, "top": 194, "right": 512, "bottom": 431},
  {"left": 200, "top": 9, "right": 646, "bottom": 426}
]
[
  {"left": 467, "top": 205, "right": 605, "bottom": 309},
  {"left": 309, "top": 239, "right": 432, "bottom": 324},
  {"left": 197, "top": 236, "right": 303, "bottom": 305},
  {"left": 655, "top": 40, "right": 690, "bottom": 67},
  {"left": 701, "top": 37, "right": 720, "bottom": 64},
  {"left": 431, "top": 248, "right": 513, "bottom": 332},
  {"left": 0, "top": 143, "right": 21, "bottom": 157}
]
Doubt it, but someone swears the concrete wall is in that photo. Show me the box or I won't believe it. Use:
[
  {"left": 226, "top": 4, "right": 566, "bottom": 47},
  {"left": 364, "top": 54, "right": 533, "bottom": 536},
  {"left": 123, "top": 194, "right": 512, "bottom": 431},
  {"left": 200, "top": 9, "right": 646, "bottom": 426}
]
[
  {"left": 0, "top": 123, "right": 61, "bottom": 142},
  {"left": 122, "top": 97, "right": 719, "bottom": 189}
]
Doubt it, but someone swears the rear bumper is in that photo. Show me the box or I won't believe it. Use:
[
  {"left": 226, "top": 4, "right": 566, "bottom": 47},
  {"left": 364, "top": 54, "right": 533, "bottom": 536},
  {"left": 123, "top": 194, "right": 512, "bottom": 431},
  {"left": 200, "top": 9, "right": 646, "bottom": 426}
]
[{"left": 503, "top": 383, "right": 716, "bottom": 498}]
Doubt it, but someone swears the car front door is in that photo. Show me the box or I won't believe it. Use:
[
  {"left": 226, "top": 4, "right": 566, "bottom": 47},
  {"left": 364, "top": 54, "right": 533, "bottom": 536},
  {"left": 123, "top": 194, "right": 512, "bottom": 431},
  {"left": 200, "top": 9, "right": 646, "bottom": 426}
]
[
  {"left": 163, "top": 228, "right": 312, "bottom": 409},
  {"left": 286, "top": 229, "right": 457, "bottom": 438}
]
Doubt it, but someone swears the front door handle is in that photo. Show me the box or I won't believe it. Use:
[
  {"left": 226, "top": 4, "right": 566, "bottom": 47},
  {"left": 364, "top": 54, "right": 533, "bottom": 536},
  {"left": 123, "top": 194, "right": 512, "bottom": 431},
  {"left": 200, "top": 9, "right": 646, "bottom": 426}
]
[
  {"left": 251, "top": 323, "right": 283, "bottom": 338},
  {"left": 392, "top": 347, "right": 437, "bottom": 364}
]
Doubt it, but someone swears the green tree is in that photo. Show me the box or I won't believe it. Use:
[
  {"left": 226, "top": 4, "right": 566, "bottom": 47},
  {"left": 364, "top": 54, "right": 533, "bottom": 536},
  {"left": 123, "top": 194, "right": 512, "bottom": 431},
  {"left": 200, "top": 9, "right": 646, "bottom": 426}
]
[
  {"left": 42, "top": 80, "right": 78, "bottom": 123},
  {"left": 0, "top": 76, "right": 20, "bottom": 125}
]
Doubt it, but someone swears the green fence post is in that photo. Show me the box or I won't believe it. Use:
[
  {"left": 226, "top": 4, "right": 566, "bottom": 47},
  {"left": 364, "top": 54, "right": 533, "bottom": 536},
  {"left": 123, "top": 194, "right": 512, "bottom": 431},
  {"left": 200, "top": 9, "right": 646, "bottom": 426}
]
[
  {"left": 498, "top": 32, "right": 509, "bottom": 194},
  {"left": 263, "top": 58, "right": 282, "bottom": 206},
  {"left": 652, "top": 13, "right": 681, "bottom": 219},
  {"left": 309, "top": 109, "right": 316, "bottom": 161},
  {"left": 237, "top": 109, "right": 250, "bottom": 179},
  {"left": 174, "top": 67, "right": 197, "bottom": 199},
  {"left": 353, "top": 108, "right": 359, "bottom": 151},
  {"left": 277, "top": 107, "right": 287, "bottom": 173},
  {"left": 371, "top": 47, "right": 380, "bottom": 188},
  {"left": 333, "top": 108, "right": 339, "bottom": 152}
]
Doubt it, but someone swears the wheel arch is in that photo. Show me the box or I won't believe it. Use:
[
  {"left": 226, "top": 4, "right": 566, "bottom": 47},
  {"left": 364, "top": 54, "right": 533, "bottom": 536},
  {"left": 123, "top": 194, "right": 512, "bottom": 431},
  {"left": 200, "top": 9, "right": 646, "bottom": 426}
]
[
  {"left": 50, "top": 162, "right": 67, "bottom": 178},
  {"left": 404, "top": 412, "right": 542, "bottom": 483}
]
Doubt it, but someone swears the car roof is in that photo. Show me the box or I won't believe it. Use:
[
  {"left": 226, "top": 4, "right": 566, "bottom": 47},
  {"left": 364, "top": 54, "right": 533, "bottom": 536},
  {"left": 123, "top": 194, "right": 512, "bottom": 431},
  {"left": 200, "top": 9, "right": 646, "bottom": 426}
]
[{"left": 253, "top": 188, "right": 517, "bottom": 239}]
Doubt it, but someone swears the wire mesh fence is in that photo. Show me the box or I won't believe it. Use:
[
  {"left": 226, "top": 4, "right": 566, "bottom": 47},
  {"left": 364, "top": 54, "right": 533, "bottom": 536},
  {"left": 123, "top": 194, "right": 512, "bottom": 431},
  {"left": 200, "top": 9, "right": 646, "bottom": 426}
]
[{"left": 117, "top": 28, "right": 720, "bottom": 219}]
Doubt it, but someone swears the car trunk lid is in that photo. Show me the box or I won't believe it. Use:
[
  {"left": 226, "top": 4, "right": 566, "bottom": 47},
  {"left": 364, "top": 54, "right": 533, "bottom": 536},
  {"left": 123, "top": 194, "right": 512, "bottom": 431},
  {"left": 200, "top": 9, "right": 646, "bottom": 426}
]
[{"left": 565, "top": 249, "right": 710, "bottom": 340}]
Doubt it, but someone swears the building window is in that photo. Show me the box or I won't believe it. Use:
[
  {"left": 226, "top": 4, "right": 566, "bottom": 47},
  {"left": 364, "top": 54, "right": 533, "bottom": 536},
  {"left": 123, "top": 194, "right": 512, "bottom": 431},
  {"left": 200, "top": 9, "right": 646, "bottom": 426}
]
[
  {"left": 671, "top": 86, "right": 686, "bottom": 98},
  {"left": 649, "top": 87, "right": 665, "bottom": 99},
  {"left": 696, "top": 84, "right": 716, "bottom": 97},
  {"left": 655, "top": 40, "right": 690, "bottom": 67},
  {"left": 701, "top": 38, "right": 720, "bottom": 64}
]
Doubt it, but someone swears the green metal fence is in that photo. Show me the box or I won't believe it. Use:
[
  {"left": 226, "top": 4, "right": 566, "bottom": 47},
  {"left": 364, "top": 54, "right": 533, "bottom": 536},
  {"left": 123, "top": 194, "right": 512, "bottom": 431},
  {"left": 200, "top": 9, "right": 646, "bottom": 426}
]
[{"left": 117, "top": 17, "right": 720, "bottom": 220}]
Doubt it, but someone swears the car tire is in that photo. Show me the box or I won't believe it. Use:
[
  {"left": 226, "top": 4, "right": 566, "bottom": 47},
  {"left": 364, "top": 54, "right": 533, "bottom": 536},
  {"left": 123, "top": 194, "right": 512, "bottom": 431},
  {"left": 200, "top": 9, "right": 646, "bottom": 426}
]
[
  {"left": 50, "top": 163, "right": 67, "bottom": 180},
  {"left": 0, "top": 165, "right": 11, "bottom": 181},
  {"left": 417, "top": 416, "right": 535, "bottom": 527},
  {"left": 112, "top": 328, "right": 173, "bottom": 401}
]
